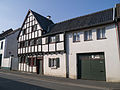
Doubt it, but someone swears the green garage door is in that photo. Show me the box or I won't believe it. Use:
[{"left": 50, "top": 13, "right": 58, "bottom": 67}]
[{"left": 77, "top": 52, "right": 106, "bottom": 81}]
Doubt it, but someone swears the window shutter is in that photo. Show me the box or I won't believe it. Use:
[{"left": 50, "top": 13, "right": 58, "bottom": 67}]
[
  {"left": 56, "top": 58, "right": 60, "bottom": 68},
  {"left": 46, "top": 37, "right": 48, "bottom": 44},
  {"left": 56, "top": 35, "right": 59, "bottom": 42},
  {"left": 49, "top": 58, "right": 51, "bottom": 67},
  {"left": 25, "top": 56, "right": 28, "bottom": 63}
]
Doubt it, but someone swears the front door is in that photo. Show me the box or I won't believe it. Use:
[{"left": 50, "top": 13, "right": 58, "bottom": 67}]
[
  {"left": 36, "top": 57, "right": 43, "bottom": 74},
  {"left": 77, "top": 52, "right": 106, "bottom": 81}
]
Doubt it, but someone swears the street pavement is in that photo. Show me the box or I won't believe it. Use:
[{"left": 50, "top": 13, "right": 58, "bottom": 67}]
[{"left": 0, "top": 70, "right": 120, "bottom": 90}]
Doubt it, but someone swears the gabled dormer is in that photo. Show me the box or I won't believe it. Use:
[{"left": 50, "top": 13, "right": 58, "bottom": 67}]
[{"left": 18, "top": 9, "right": 54, "bottom": 42}]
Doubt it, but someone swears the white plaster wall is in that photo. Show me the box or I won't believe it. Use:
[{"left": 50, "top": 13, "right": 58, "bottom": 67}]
[
  {"left": 66, "top": 24, "right": 120, "bottom": 82},
  {"left": 18, "top": 63, "right": 36, "bottom": 72},
  {"left": 2, "top": 58, "right": 11, "bottom": 68},
  {"left": 44, "top": 53, "right": 66, "bottom": 77},
  {"left": 49, "top": 44, "right": 55, "bottom": 51},
  {"left": 0, "top": 39, "right": 5, "bottom": 67},
  {"left": 60, "top": 34, "right": 64, "bottom": 41},
  {"left": 38, "top": 45, "right": 41, "bottom": 52},
  {"left": 57, "top": 42, "right": 64, "bottom": 51},
  {"left": 43, "top": 45, "right": 48, "bottom": 52}
]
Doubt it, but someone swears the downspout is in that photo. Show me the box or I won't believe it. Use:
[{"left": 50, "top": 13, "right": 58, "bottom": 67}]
[{"left": 114, "top": 6, "right": 120, "bottom": 61}]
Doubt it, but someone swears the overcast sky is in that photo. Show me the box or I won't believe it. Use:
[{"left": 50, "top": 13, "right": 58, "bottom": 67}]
[{"left": 0, "top": 0, "right": 119, "bottom": 33}]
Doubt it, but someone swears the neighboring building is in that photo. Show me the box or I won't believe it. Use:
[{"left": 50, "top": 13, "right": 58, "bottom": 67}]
[
  {"left": 4, "top": 28, "right": 20, "bottom": 70},
  {"left": 18, "top": 4, "right": 120, "bottom": 82},
  {"left": 0, "top": 28, "right": 20, "bottom": 70},
  {"left": 0, "top": 29, "right": 13, "bottom": 68}
]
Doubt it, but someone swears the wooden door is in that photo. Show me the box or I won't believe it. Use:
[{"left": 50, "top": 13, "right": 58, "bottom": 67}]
[{"left": 36, "top": 57, "right": 43, "bottom": 74}]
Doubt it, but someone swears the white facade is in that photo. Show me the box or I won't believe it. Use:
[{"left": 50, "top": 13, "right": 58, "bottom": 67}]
[
  {"left": 44, "top": 53, "right": 66, "bottom": 77},
  {"left": 0, "top": 39, "right": 6, "bottom": 68},
  {"left": 66, "top": 24, "right": 120, "bottom": 82}
]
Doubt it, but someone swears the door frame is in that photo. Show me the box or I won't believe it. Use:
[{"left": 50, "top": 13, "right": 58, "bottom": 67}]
[{"left": 36, "top": 56, "right": 43, "bottom": 74}]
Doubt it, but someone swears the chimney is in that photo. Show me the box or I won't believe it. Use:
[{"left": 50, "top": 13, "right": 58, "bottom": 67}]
[{"left": 46, "top": 15, "right": 51, "bottom": 20}]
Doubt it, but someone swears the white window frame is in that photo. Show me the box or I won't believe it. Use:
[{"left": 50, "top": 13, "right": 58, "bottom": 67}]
[
  {"left": 84, "top": 30, "right": 92, "bottom": 41},
  {"left": 97, "top": 27, "right": 106, "bottom": 39},
  {"left": 73, "top": 32, "right": 80, "bottom": 42}
]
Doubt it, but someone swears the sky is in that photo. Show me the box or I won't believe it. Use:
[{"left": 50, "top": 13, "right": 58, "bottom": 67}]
[{"left": 0, "top": 0, "right": 119, "bottom": 33}]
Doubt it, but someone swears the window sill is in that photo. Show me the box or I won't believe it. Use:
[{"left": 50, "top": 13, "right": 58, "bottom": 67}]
[
  {"left": 84, "top": 39, "right": 93, "bottom": 41},
  {"left": 97, "top": 38, "right": 107, "bottom": 40},
  {"left": 73, "top": 41, "right": 80, "bottom": 43},
  {"left": 49, "top": 42, "right": 56, "bottom": 44},
  {"left": 50, "top": 66, "right": 57, "bottom": 69}
]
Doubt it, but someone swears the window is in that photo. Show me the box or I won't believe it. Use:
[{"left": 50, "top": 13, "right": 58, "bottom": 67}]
[
  {"left": 97, "top": 27, "right": 106, "bottom": 39},
  {"left": 29, "top": 58, "right": 36, "bottom": 66},
  {"left": 45, "top": 37, "right": 49, "bottom": 44},
  {"left": 32, "top": 24, "right": 37, "bottom": 32},
  {"left": 23, "top": 29, "right": 26, "bottom": 35},
  {"left": 50, "top": 36, "right": 56, "bottom": 43},
  {"left": 84, "top": 30, "right": 92, "bottom": 41},
  {"left": 56, "top": 35, "right": 60, "bottom": 42},
  {"left": 37, "top": 38, "right": 42, "bottom": 45},
  {"left": 49, "top": 58, "right": 60, "bottom": 68},
  {"left": 30, "top": 39, "right": 34, "bottom": 46},
  {"left": 73, "top": 32, "right": 80, "bottom": 42},
  {"left": 25, "top": 41, "right": 28, "bottom": 47},
  {"left": 18, "top": 43, "right": 20, "bottom": 48}
]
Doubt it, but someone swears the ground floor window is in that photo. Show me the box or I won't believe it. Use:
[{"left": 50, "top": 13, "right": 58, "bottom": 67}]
[
  {"left": 49, "top": 58, "right": 60, "bottom": 68},
  {"left": 19, "top": 56, "right": 36, "bottom": 66}
]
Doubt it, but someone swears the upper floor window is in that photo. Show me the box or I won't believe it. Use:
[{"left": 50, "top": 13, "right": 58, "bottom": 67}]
[
  {"left": 84, "top": 30, "right": 92, "bottom": 41},
  {"left": 30, "top": 39, "right": 35, "bottom": 46},
  {"left": 50, "top": 36, "right": 56, "bottom": 43},
  {"left": 32, "top": 24, "right": 37, "bottom": 32},
  {"left": 23, "top": 29, "right": 26, "bottom": 35},
  {"left": 73, "top": 32, "right": 80, "bottom": 42},
  {"left": 18, "top": 43, "right": 20, "bottom": 48},
  {"left": 97, "top": 27, "right": 106, "bottom": 39},
  {"left": 1, "top": 41, "right": 3, "bottom": 49},
  {"left": 45, "top": 37, "right": 49, "bottom": 44},
  {"left": 25, "top": 41, "right": 29, "bottom": 47},
  {"left": 56, "top": 35, "right": 60, "bottom": 42},
  {"left": 37, "top": 38, "right": 42, "bottom": 45}
]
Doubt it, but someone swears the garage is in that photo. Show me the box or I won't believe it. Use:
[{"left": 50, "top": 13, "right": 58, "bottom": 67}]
[{"left": 77, "top": 52, "right": 106, "bottom": 81}]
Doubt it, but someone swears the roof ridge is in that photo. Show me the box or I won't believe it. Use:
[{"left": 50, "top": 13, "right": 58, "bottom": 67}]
[
  {"left": 54, "top": 8, "right": 113, "bottom": 25},
  {"left": 30, "top": 10, "right": 53, "bottom": 22}
]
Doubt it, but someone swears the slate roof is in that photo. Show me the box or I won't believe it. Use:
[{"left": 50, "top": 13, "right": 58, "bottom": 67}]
[
  {"left": 31, "top": 10, "right": 54, "bottom": 31},
  {"left": 0, "top": 29, "right": 13, "bottom": 40},
  {"left": 46, "top": 8, "right": 114, "bottom": 35}
]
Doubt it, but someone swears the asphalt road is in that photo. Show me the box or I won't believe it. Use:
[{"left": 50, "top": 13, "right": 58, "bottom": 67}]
[{"left": 0, "top": 72, "right": 104, "bottom": 90}]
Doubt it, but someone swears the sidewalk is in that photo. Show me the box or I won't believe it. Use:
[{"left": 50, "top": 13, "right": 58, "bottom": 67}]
[{"left": 0, "top": 69, "right": 120, "bottom": 90}]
